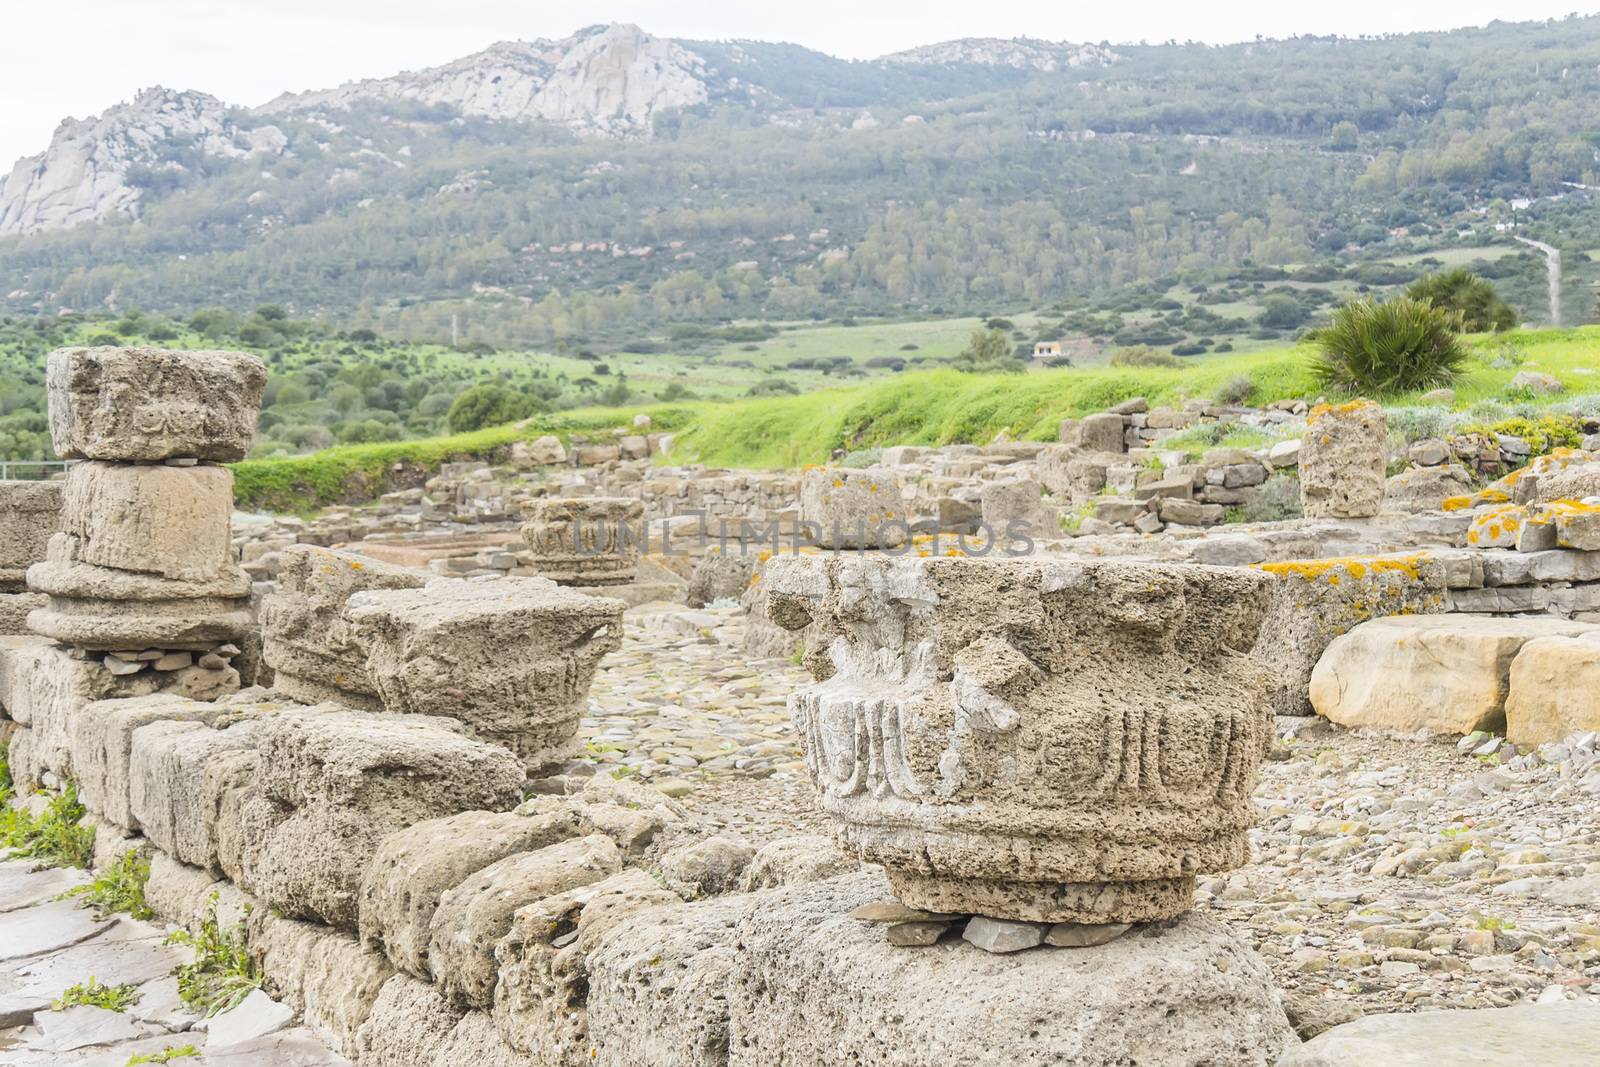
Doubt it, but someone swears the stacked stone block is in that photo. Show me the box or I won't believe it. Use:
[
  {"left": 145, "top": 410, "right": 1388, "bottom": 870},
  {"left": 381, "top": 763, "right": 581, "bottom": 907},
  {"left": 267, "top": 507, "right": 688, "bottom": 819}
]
[
  {"left": 0, "top": 479, "right": 60, "bottom": 634},
  {"left": 1298, "top": 399, "right": 1387, "bottom": 519},
  {"left": 27, "top": 347, "right": 266, "bottom": 667},
  {"left": 520, "top": 496, "right": 645, "bottom": 584}
]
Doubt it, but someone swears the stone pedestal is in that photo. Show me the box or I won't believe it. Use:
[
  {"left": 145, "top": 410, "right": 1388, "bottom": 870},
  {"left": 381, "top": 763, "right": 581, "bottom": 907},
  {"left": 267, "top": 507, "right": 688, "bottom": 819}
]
[
  {"left": 1299, "top": 399, "right": 1387, "bottom": 518},
  {"left": 765, "top": 555, "right": 1274, "bottom": 924},
  {"left": 520, "top": 497, "right": 644, "bottom": 585}
]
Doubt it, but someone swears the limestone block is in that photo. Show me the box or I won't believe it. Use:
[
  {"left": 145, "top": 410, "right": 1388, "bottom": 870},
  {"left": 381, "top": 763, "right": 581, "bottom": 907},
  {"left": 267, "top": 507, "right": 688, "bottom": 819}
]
[
  {"left": 258, "top": 545, "right": 426, "bottom": 709},
  {"left": 1252, "top": 555, "right": 1450, "bottom": 717},
  {"left": 1035, "top": 446, "right": 1076, "bottom": 494},
  {"left": 46, "top": 346, "right": 267, "bottom": 462},
  {"left": 586, "top": 894, "right": 750, "bottom": 1066},
  {"left": 797, "top": 468, "right": 908, "bottom": 549},
  {"left": 247, "top": 910, "right": 394, "bottom": 1056},
  {"left": 979, "top": 479, "right": 1052, "bottom": 539},
  {"left": 355, "top": 975, "right": 525, "bottom": 1067},
  {"left": 227, "top": 708, "right": 525, "bottom": 929},
  {"left": 1466, "top": 504, "right": 1527, "bottom": 548},
  {"left": 739, "top": 835, "right": 856, "bottom": 892},
  {"left": 727, "top": 872, "right": 1294, "bottom": 1067},
  {"left": 72, "top": 693, "right": 225, "bottom": 831},
  {"left": 56, "top": 462, "right": 238, "bottom": 584},
  {"left": 685, "top": 552, "right": 757, "bottom": 608},
  {"left": 0, "top": 592, "right": 46, "bottom": 635},
  {"left": 520, "top": 497, "right": 644, "bottom": 584},
  {"left": 492, "top": 869, "right": 679, "bottom": 1058},
  {"left": 26, "top": 549, "right": 253, "bottom": 650},
  {"left": 1385, "top": 464, "right": 1473, "bottom": 511},
  {"left": 1078, "top": 412, "right": 1126, "bottom": 454},
  {"left": 128, "top": 718, "right": 262, "bottom": 872},
  {"left": 1278, "top": 1002, "right": 1600, "bottom": 1067},
  {"left": 1309, "top": 615, "right": 1600, "bottom": 734},
  {"left": 429, "top": 834, "right": 622, "bottom": 1008},
  {"left": 359, "top": 807, "right": 583, "bottom": 980},
  {"left": 1506, "top": 633, "right": 1600, "bottom": 746},
  {"left": 142, "top": 852, "right": 227, "bottom": 931},
  {"left": 658, "top": 836, "right": 756, "bottom": 897},
  {"left": 1533, "top": 461, "right": 1600, "bottom": 504},
  {"left": 0, "top": 480, "right": 62, "bottom": 585},
  {"left": 1299, "top": 399, "right": 1386, "bottom": 518},
  {"left": 764, "top": 555, "right": 1274, "bottom": 923},
  {"left": 1552, "top": 501, "right": 1600, "bottom": 550},
  {"left": 346, "top": 577, "right": 624, "bottom": 770}
]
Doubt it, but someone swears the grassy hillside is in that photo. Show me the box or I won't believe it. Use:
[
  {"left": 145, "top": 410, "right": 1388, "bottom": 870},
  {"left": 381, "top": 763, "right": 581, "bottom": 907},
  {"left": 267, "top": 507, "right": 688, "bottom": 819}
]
[{"left": 230, "top": 328, "right": 1600, "bottom": 511}]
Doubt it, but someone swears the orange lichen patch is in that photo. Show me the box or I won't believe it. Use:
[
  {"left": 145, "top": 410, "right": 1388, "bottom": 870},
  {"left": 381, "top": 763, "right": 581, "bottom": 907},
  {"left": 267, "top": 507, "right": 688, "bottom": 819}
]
[
  {"left": 1466, "top": 504, "right": 1526, "bottom": 547},
  {"left": 1441, "top": 496, "right": 1474, "bottom": 512},
  {"left": 1307, "top": 398, "right": 1377, "bottom": 425},
  {"left": 1255, "top": 553, "right": 1426, "bottom": 584},
  {"left": 1473, "top": 488, "right": 1512, "bottom": 505}
]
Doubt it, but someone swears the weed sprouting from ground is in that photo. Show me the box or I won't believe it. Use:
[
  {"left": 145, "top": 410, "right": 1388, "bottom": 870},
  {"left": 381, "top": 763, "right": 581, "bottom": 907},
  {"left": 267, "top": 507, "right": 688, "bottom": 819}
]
[
  {"left": 64, "top": 848, "right": 154, "bottom": 920},
  {"left": 125, "top": 1045, "right": 199, "bottom": 1065},
  {"left": 52, "top": 976, "right": 141, "bottom": 1012}
]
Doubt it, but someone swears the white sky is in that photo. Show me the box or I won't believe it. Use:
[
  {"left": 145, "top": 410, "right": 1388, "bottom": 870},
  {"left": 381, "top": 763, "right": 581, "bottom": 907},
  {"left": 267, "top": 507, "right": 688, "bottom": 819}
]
[{"left": 0, "top": 1, "right": 1587, "bottom": 167}]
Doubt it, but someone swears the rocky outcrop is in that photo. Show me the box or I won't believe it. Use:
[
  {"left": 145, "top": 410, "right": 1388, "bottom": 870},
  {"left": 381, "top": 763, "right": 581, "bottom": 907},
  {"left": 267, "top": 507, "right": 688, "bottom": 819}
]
[
  {"left": 881, "top": 38, "right": 1120, "bottom": 70},
  {"left": 0, "top": 88, "right": 283, "bottom": 236},
  {"left": 259, "top": 25, "right": 709, "bottom": 138}
]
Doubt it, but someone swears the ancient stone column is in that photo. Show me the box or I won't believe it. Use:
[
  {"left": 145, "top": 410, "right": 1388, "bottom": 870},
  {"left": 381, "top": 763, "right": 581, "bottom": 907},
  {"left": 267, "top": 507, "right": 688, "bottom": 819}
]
[
  {"left": 0, "top": 480, "right": 61, "bottom": 634},
  {"left": 1298, "top": 398, "right": 1387, "bottom": 518},
  {"left": 765, "top": 555, "right": 1275, "bottom": 924},
  {"left": 26, "top": 347, "right": 266, "bottom": 663},
  {"left": 520, "top": 497, "right": 644, "bottom": 585}
]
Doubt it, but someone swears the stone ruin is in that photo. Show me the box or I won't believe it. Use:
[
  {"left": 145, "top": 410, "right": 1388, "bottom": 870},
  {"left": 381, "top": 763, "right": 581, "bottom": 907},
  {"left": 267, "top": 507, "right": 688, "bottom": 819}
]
[
  {"left": 0, "top": 478, "right": 60, "bottom": 634},
  {"left": 520, "top": 496, "right": 644, "bottom": 585}
]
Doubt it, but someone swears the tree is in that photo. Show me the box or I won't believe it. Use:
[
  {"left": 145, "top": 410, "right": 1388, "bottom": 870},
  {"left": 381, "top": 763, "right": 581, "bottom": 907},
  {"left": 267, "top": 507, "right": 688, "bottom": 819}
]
[
  {"left": 1258, "top": 294, "right": 1308, "bottom": 329},
  {"left": 445, "top": 383, "right": 533, "bottom": 433},
  {"left": 1404, "top": 268, "right": 1517, "bottom": 332},
  {"left": 1310, "top": 297, "right": 1467, "bottom": 395},
  {"left": 954, "top": 328, "right": 1023, "bottom": 373},
  {"left": 1328, "top": 121, "right": 1360, "bottom": 151}
]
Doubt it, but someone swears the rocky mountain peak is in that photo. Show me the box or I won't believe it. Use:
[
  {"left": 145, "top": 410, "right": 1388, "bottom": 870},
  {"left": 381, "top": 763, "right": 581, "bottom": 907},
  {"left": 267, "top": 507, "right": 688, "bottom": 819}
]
[{"left": 881, "top": 37, "right": 1121, "bottom": 71}]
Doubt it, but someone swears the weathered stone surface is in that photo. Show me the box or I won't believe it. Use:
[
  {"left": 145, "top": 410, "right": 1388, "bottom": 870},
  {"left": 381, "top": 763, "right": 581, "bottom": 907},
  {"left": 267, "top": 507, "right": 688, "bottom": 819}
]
[
  {"left": 58, "top": 461, "right": 238, "bottom": 581},
  {"left": 1299, "top": 400, "right": 1386, "bottom": 518},
  {"left": 1078, "top": 412, "right": 1126, "bottom": 454},
  {"left": 0, "top": 591, "right": 46, "bottom": 635},
  {"left": 658, "top": 835, "right": 756, "bottom": 896},
  {"left": 1385, "top": 464, "right": 1473, "bottom": 511},
  {"left": 962, "top": 915, "right": 1047, "bottom": 953},
  {"left": 359, "top": 808, "right": 583, "bottom": 980},
  {"left": 520, "top": 496, "right": 645, "bottom": 584},
  {"left": 765, "top": 555, "right": 1274, "bottom": 923},
  {"left": 1505, "top": 633, "right": 1600, "bottom": 746},
  {"left": 739, "top": 834, "right": 856, "bottom": 892},
  {"left": 46, "top": 346, "right": 267, "bottom": 462},
  {"left": 0, "top": 480, "right": 62, "bottom": 587},
  {"left": 728, "top": 872, "right": 1294, "bottom": 1066},
  {"left": 429, "top": 833, "right": 621, "bottom": 1008},
  {"left": 259, "top": 545, "right": 426, "bottom": 710},
  {"left": 206, "top": 988, "right": 294, "bottom": 1049},
  {"left": 26, "top": 548, "right": 253, "bottom": 650},
  {"left": 73, "top": 692, "right": 224, "bottom": 831},
  {"left": 247, "top": 909, "right": 395, "bottom": 1055},
  {"left": 586, "top": 894, "right": 750, "bottom": 1066},
  {"left": 226, "top": 708, "right": 525, "bottom": 929},
  {"left": 1252, "top": 556, "right": 1450, "bottom": 717},
  {"left": 354, "top": 975, "right": 523, "bottom": 1067},
  {"left": 979, "top": 479, "right": 1052, "bottom": 539},
  {"left": 685, "top": 551, "right": 757, "bottom": 608},
  {"left": 492, "top": 869, "right": 679, "bottom": 1058},
  {"left": 1533, "top": 462, "right": 1600, "bottom": 504},
  {"left": 346, "top": 577, "right": 624, "bottom": 770},
  {"left": 1309, "top": 615, "right": 1600, "bottom": 734},
  {"left": 128, "top": 717, "right": 262, "bottom": 872},
  {"left": 797, "top": 467, "right": 908, "bottom": 549},
  {"left": 1277, "top": 1002, "right": 1600, "bottom": 1066}
]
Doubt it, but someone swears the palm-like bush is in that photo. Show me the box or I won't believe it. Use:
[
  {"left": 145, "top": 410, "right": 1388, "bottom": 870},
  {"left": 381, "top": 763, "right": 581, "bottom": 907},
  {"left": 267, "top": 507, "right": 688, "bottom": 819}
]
[
  {"left": 1311, "top": 297, "right": 1468, "bottom": 395},
  {"left": 1404, "top": 268, "right": 1518, "bottom": 332}
]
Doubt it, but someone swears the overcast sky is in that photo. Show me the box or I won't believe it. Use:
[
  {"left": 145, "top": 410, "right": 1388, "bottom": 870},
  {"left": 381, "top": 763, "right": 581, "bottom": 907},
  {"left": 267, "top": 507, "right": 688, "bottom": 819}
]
[{"left": 0, "top": 1, "right": 1584, "bottom": 167}]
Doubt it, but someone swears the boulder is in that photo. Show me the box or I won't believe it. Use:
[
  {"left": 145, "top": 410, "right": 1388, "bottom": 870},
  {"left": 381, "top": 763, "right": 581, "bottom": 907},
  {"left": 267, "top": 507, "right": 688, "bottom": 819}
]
[
  {"left": 428, "top": 834, "right": 622, "bottom": 1008},
  {"left": 45, "top": 346, "right": 267, "bottom": 462},
  {"left": 1505, "top": 633, "right": 1600, "bottom": 746},
  {"left": 764, "top": 556, "right": 1274, "bottom": 923},
  {"left": 1509, "top": 370, "right": 1564, "bottom": 395},
  {"left": 738, "top": 835, "right": 856, "bottom": 892},
  {"left": 1078, "top": 413, "right": 1126, "bottom": 454},
  {"left": 1385, "top": 465, "right": 1473, "bottom": 511},
  {"left": 359, "top": 807, "right": 583, "bottom": 980},
  {"left": 1299, "top": 400, "right": 1386, "bottom": 519},
  {"left": 658, "top": 836, "right": 756, "bottom": 896},
  {"left": 797, "top": 467, "right": 908, "bottom": 549},
  {"left": 346, "top": 577, "right": 624, "bottom": 771},
  {"left": 728, "top": 872, "right": 1294, "bottom": 1067},
  {"left": 684, "top": 552, "right": 757, "bottom": 608},
  {"left": 223, "top": 708, "right": 525, "bottom": 929},
  {"left": 354, "top": 975, "right": 523, "bottom": 1067},
  {"left": 258, "top": 545, "right": 426, "bottom": 710},
  {"left": 57, "top": 461, "right": 239, "bottom": 582},
  {"left": 979, "top": 479, "right": 1053, "bottom": 540},
  {"left": 1309, "top": 615, "right": 1600, "bottom": 734},
  {"left": 1277, "top": 1002, "right": 1600, "bottom": 1066}
]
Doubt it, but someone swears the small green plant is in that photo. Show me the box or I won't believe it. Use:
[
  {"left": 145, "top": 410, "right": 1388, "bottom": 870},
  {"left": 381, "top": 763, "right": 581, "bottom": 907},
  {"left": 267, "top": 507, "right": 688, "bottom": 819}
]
[
  {"left": 1474, "top": 914, "right": 1514, "bottom": 932},
  {"left": 1215, "top": 373, "right": 1254, "bottom": 406},
  {"left": 166, "top": 894, "right": 262, "bottom": 1016},
  {"left": 1238, "top": 473, "right": 1304, "bottom": 523},
  {"left": 125, "top": 1045, "right": 200, "bottom": 1065},
  {"left": 53, "top": 976, "right": 141, "bottom": 1012},
  {"left": 2, "top": 781, "right": 96, "bottom": 869},
  {"left": 1457, "top": 414, "right": 1583, "bottom": 456},
  {"left": 1058, "top": 500, "right": 1098, "bottom": 533},
  {"left": 64, "top": 848, "right": 154, "bottom": 920},
  {"left": 1310, "top": 297, "right": 1468, "bottom": 395}
]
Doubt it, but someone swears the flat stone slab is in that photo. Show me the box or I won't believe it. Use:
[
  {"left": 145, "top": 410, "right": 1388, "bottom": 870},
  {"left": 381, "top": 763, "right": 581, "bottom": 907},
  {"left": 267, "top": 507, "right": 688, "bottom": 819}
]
[
  {"left": 205, "top": 988, "right": 294, "bottom": 1048},
  {"left": 0, "top": 859, "right": 89, "bottom": 913},
  {"left": 1277, "top": 1002, "right": 1600, "bottom": 1066},
  {"left": 0, "top": 900, "right": 111, "bottom": 962},
  {"left": 20, "top": 1004, "right": 163, "bottom": 1053},
  {"left": 10, "top": 931, "right": 185, "bottom": 1001}
]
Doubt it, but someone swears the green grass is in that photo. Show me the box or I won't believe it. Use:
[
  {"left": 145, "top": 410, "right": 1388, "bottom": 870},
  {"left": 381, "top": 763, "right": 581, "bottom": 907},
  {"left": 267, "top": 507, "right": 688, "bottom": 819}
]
[
  {"left": 230, "top": 327, "right": 1600, "bottom": 507},
  {"left": 53, "top": 976, "right": 141, "bottom": 1012},
  {"left": 63, "top": 848, "right": 154, "bottom": 921},
  {"left": 1, "top": 770, "right": 96, "bottom": 870},
  {"left": 166, "top": 894, "right": 262, "bottom": 1016}
]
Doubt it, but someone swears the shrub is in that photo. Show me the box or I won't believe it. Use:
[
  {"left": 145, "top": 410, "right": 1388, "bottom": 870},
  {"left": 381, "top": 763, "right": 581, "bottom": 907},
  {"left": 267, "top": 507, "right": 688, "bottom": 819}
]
[
  {"left": 1239, "top": 473, "right": 1304, "bottom": 523},
  {"left": 1310, "top": 297, "right": 1467, "bottom": 395},
  {"left": 445, "top": 383, "right": 535, "bottom": 433},
  {"left": 954, "top": 328, "right": 1024, "bottom": 373},
  {"left": 1405, "top": 268, "right": 1517, "bottom": 332},
  {"left": 1, "top": 780, "right": 96, "bottom": 869},
  {"left": 1108, "top": 345, "right": 1183, "bottom": 368},
  {"left": 126, "top": 1046, "right": 200, "bottom": 1065},
  {"left": 1458, "top": 414, "right": 1583, "bottom": 456},
  {"left": 1216, "top": 374, "right": 1254, "bottom": 406}
]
